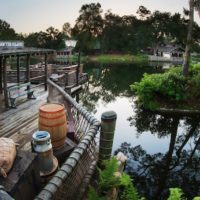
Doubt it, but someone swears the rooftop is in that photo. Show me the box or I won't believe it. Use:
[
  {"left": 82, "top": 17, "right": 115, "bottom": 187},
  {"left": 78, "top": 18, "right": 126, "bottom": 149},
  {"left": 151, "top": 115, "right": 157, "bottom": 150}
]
[{"left": 0, "top": 48, "right": 55, "bottom": 57}]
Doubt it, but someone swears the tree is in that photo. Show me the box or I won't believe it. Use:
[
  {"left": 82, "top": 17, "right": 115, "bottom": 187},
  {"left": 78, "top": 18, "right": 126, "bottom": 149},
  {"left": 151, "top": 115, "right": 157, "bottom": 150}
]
[
  {"left": 183, "top": 0, "right": 194, "bottom": 76},
  {"left": 24, "top": 32, "right": 46, "bottom": 47},
  {"left": 72, "top": 3, "right": 103, "bottom": 53},
  {"left": 24, "top": 27, "right": 65, "bottom": 49},
  {"left": 0, "top": 19, "right": 17, "bottom": 40},
  {"left": 120, "top": 108, "right": 200, "bottom": 199},
  {"left": 136, "top": 6, "right": 151, "bottom": 20},
  {"left": 62, "top": 22, "right": 71, "bottom": 38}
]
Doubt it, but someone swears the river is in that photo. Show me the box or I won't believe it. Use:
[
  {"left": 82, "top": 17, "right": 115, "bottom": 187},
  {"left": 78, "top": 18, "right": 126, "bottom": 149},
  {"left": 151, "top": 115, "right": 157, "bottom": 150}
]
[{"left": 79, "top": 62, "right": 200, "bottom": 200}]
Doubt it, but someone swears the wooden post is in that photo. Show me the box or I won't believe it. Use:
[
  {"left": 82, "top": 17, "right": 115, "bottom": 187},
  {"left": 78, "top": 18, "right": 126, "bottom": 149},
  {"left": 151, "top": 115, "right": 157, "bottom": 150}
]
[
  {"left": 76, "top": 51, "right": 80, "bottom": 86},
  {"left": 0, "top": 56, "right": 2, "bottom": 93},
  {"left": 99, "top": 111, "right": 117, "bottom": 163},
  {"left": 17, "top": 55, "right": 20, "bottom": 84},
  {"left": 3, "top": 57, "right": 9, "bottom": 108},
  {"left": 26, "top": 54, "right": 30, "bottom": 98},
  {"left": 26, "top": 54, "right": 30, "bottom": 83},
  {"left": 44, "top": 54, "right": 48, "bottom": 91}
]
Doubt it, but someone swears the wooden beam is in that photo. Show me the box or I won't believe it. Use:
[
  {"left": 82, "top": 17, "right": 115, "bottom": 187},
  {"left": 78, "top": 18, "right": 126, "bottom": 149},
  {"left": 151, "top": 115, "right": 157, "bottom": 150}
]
[
  {"left": 26, "top": 54, "right": 30, "bottom": 83},
  {"left": 76, "top": 51, "right": 81, "bottom": 86},
  {"left": 0, "top": 57, "right": 2, "bottom": 93},
  {"left": 3, "top": 57, "right": 9, "bottom": 108},
  {"left": 44, "top": 54, "right": 47, "bottom": 91},
  {"left": 17, "top": 55, "right": 20, "bottom": 84},
  {"left": 26, "top": 54, "right": 30, "bottom": 98}
]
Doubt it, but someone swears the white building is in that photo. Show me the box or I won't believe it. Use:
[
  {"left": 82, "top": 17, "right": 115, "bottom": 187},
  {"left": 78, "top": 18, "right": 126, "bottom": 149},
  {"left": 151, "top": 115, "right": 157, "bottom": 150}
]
[
  {"left": 0, "top": 41, "right": 24, "bottom": 49},
  {"left": 65, "top": 40, "right": 77, "bottom": 48},
  {"left": 154, "top": 44, "right": 185, "bottom": 58}
]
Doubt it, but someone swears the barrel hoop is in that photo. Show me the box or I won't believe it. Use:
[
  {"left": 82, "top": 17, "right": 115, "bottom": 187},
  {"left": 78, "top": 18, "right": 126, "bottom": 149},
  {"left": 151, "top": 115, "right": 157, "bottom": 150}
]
[
  {"left": 39, "top": 113, "right": 66, "bottom": 120},
  {"left": 39, "top": 122, "right": 66, "bottom": 128},
  {"left": 39, "top": 108, "right": 64, "bottom": 114}
]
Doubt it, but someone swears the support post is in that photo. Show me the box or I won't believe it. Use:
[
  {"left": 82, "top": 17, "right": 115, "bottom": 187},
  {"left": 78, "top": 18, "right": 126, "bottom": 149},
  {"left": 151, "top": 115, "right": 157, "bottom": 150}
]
[
  {"left": 99, "top": 111, "right": 117, "bottom": 163},
  {"left": 0, "top": 57, "right": 2, "bottom": 93},
  {"left": 26, "top": 54, "right": 30, "bottom": 83},
  {"left": 17, "top": 55, "right": 20, "bottom": 84},
  {"left": 76, "top": 51, "right": 80, "bottom": 86},
  {"left": 3, "top": 57, "right": 9, "bottom": 108},
  {"left": 26, "top": 54, "right": 30, "bottom": 98},
  {"left": 44, "top": 54, "right": 48, "bottom": 91}
]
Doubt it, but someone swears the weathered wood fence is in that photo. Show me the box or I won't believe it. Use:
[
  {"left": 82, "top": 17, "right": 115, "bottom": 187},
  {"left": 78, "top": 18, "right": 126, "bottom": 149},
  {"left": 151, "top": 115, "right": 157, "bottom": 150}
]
[{"left": 34, "top": 79, "right": 100, "bottom": 200}]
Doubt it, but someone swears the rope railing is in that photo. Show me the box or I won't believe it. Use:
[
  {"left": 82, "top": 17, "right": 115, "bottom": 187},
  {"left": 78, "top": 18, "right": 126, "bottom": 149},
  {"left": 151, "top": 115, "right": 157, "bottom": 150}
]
[{"left": 34, "top": 79, "right": 100, "bottom": 200}]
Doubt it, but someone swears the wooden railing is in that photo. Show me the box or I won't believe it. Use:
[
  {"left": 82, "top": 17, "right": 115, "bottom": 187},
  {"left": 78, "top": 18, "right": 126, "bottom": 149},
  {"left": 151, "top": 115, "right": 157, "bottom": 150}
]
[{"left": 34, "top": 79, "right": 100, "bottom": 200}]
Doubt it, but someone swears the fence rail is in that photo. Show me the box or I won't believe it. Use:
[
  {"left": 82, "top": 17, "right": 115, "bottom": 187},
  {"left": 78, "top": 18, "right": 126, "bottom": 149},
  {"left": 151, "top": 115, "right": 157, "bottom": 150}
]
[{"left": 35, "top": 79, "right": 100, "bottom": 200}]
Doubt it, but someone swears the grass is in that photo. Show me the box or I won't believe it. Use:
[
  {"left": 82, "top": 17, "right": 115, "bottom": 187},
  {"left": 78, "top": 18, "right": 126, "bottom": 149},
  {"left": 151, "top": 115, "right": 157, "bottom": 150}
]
[
  {"left": 88, "top": 54, "right": 148, "bottom": 64},
  {"left": 56, "top": 54, "right": 148, "bottom": 64}
]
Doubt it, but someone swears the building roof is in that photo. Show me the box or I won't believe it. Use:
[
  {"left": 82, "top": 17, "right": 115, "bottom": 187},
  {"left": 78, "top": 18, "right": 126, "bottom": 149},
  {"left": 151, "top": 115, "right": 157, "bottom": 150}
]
[
  {"left": 0, "top": 47, "right": 55, "bottom": 57},
  {"left": 156, "top": 45, "right": 185, "bottom": 53}
]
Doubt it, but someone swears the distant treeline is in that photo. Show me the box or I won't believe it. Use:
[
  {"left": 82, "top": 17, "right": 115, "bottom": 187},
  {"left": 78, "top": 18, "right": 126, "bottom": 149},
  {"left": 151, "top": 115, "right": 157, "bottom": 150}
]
[{"left": 1, "top": 3, "right": 200, "bottom": 53}]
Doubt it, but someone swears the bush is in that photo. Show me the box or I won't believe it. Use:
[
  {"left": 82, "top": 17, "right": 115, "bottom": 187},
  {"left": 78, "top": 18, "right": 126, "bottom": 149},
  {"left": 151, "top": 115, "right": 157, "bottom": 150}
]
[
  {"left": 88, "top": 158, "right": 141, "bottom": 200},
  {"left": 130, "top": 66, "right": 200, "bottom": 110}
]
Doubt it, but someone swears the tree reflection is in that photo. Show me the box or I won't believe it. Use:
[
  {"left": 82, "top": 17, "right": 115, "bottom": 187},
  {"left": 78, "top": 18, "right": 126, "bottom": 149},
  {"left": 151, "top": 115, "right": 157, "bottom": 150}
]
[
  {"left": 80, "top": 62, "right": 161, "bottom": 112},
  {"left": 116, "top": 108, "right": 200, "bottom": 199}
]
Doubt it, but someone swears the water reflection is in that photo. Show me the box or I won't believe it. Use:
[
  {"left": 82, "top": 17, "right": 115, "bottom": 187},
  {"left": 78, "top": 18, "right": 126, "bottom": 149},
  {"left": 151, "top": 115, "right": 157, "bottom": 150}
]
[
  {"left": 116, "top": 107, "right": 200, "bottom": 199},
  {"left": 80, "top": 62, "right": 200, "bottom": 199},
  {"left": 80, "top": 62, "right": 162, "bottom": 113}
]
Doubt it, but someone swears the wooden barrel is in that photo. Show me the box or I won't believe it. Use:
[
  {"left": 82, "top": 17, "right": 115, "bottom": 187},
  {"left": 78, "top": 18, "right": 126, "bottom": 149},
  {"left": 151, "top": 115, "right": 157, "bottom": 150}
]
[{"left": 38, "top": 103, "right": 67, "bottom": 149}]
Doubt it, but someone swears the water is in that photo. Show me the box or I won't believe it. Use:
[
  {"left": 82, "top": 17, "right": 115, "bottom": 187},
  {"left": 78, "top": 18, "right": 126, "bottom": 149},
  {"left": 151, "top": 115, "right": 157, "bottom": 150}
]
[{"left": 79, "top": 62, "right": 200, "bottom": 199}]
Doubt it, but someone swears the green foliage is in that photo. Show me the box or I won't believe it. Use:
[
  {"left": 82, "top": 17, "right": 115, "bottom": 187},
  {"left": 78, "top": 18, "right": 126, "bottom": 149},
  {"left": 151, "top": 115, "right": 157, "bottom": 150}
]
[
  {"left": 130, "top": 66, "right": 200, "bottom": 110},
  {"left": 0, "top": 19, "right": 17, "bottom": 40},
  {"left": 24, "top": 27, "right": 65, "bottom": 49},
  {"left": 191, "top": 63, "right": 200, "bottom": 71},
  {"left": 88, "top": 187, "right": 106, "bottom": 200},
  {"left": 88, "top": 158, "right": 141, "bottom": 200},
  {"left": 167, "top": 188, "right": 200, "bottom": 200},
  {"left": 72, "top": 3, "right": 103, "bottom": 53},
  {"left": 158, "top": 68, "right": 186, "bottom": 100},
  {"left": 90, "top": 54, "right": 148, "bottom": 64},
  {"left": 131, "top": 72, "right": 163, "bottom": 109},
  {"left": 167, "top": 188, "right": 184, "bottom": 200},
  {"left": 88, "top": 159, "right": 200, "bottom": 200},
  {"left": 119, "top": 173, "right": 140, "bottom": 200},
  {"left": 98, "top": 158, "right": 121, "bottom": 191}
]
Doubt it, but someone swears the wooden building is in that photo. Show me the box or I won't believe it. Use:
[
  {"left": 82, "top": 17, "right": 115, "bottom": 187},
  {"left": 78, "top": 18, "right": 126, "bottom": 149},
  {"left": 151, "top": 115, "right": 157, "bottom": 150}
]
[
  {"left": 0, "top": 48, "right": 55, "bottom": 109},
  {"left": 154, "top": 44, "right": 185, "bottom": 58}
]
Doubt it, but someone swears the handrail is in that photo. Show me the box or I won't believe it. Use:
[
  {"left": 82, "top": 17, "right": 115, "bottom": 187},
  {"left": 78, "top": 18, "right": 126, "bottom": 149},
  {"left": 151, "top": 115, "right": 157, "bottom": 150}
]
[
  {"left": 47, "top": 79, "right": 100, "bottom": 127},
  {"left": 35, "top": 79, "right": 100, "bottom": 200}
]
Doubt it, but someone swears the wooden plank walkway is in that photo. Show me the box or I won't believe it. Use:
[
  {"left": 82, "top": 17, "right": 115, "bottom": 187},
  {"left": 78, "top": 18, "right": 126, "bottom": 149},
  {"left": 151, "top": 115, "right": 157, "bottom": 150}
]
[{"left": 0, "top": 86, "right": 48, "bottom": 151}]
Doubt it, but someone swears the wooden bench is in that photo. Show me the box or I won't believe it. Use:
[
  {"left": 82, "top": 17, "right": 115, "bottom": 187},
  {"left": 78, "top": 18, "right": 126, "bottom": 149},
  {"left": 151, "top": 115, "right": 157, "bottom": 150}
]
[{"left": 8, "top": 82, "right": 36, "bottom": 108}]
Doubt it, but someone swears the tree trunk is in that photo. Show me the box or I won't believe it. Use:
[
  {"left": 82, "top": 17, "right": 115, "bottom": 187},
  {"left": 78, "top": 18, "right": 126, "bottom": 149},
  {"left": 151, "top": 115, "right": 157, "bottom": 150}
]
[{"left": 183, "top": 0, "right": 194, "bottom": 76}]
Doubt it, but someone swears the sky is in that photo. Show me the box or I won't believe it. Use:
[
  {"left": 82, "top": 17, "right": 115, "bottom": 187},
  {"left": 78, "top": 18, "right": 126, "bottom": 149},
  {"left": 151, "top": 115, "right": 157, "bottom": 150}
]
[{"left": 0, "top": 0, "right": 199, "bottom": 34}]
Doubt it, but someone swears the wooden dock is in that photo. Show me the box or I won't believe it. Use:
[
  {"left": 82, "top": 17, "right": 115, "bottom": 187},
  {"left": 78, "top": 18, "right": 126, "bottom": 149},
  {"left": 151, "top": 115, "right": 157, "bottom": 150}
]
[
  {"left": 0, "top": 78, "right": 100, "bottom": 200},
  {"left": 0, "top": 86, "right": 47, "bottom": 151}
]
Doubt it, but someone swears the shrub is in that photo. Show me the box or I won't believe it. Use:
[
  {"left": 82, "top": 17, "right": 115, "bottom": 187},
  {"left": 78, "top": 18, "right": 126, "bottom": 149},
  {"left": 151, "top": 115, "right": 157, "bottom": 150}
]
[
  {"left": 88, "top": 158, "right": 142, "bottom": 200},
  {"left": 98, "top": 158, "right": 121, "bottom": 192},
  {"left": 119, "top": 173, "right": 140, "bottom": 200},
  {"left": 130, "top": 67, "right": 196, "bottom": 110},
  {"left": 167, "top": 188, "right": 200, "bottom": 200},
  {"left": 167, "top": 188, "right": 184, "bottom": 200}
]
